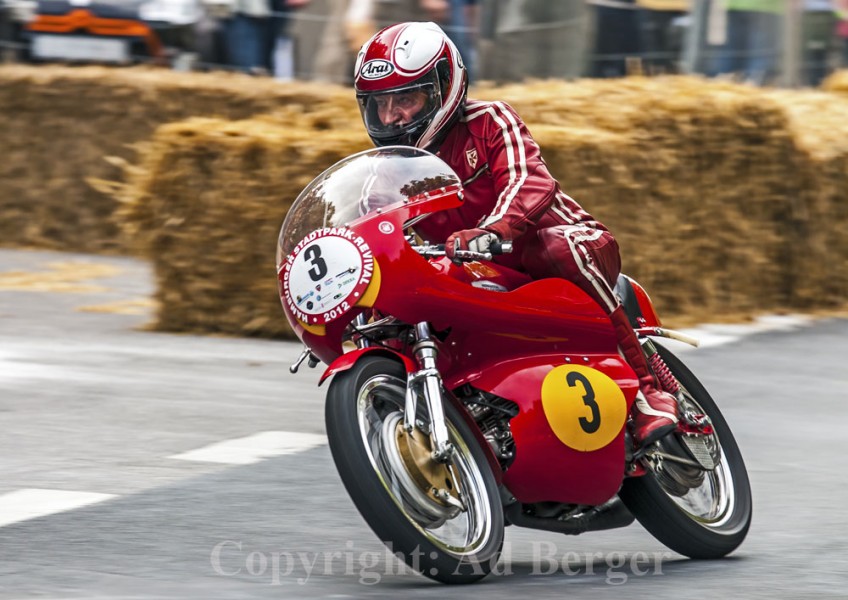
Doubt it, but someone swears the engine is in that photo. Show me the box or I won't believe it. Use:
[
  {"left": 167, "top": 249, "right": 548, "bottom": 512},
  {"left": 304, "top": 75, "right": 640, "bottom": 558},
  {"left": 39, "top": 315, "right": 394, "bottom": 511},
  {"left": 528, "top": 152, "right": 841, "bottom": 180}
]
[{"left": 457, "top": 385, "right": 519, "bottom": 469}]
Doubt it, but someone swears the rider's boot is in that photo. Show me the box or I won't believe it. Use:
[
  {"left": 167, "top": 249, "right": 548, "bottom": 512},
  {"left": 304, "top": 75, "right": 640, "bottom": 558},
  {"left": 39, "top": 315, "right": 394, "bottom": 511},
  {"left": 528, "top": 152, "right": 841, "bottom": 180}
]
[{"left": 609, "top": 305, "right": 678, "bottom": 447}]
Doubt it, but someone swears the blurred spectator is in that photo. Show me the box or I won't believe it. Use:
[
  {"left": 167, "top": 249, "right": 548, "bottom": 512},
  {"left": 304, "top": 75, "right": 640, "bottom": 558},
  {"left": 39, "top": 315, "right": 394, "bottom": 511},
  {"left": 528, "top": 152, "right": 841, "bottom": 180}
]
[
  {"left": 194, "top": 3, "right": 229, "bottom": 68},
  {"left": 419, "top": 0, "right": 481, "bottom": 74},
  {"left": 443, "top": 0, "right": 480, "bottom": 81},
  {"left": 346, "top": 0, "right": 377, "bottom": 51},
  {"left": 310, "top": 0, "right": 372, "bottom": 83},
  {"left": 478, "top": 0, "right": 590, "bottom": 81},
  {"left": 0, "top": 1, "right": 13, "bottom": 63},
  {"left": 705, "top": 0, "right": 784, "bottom": 84},
  {"left": 838, "top": 0, "right": 848, "bottom": 66},
  {"left": 372, "top": 0, "right": 479, "bottom": 80},
  {"left": 802, "top": 0, "right": 835, "bottom": 86},
  {"left": 635, "top": 0, "right": 688, "bottom": 73},
  {"left": 222, "top": 0, "right": 309, "bottom": 74},
  {"left": 587, "top": 0, "right": 641, "bottom": 77},
  {"left": 273, "top": 0, "right": 312, "bottom": 79},
  {"left": 222, "top": 0, "right": 277, "bottom": 73}
]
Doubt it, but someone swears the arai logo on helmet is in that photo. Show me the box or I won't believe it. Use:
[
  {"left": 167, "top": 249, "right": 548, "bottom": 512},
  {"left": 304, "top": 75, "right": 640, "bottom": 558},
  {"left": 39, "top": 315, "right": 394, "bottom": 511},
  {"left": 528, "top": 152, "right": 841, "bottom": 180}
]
[{"left": 360, "top": 59, "right": 395, "bottom": 80}]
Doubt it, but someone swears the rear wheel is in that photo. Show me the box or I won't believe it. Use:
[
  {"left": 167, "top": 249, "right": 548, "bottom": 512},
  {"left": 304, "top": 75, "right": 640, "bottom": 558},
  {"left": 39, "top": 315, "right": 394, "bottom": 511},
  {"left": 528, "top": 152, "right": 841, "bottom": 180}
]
[
  {"left": 325, "top": 356, "right": 504, "bottom": 583},
  {"left": 620, "top": 343, "right": 752, "bottom": 558}
]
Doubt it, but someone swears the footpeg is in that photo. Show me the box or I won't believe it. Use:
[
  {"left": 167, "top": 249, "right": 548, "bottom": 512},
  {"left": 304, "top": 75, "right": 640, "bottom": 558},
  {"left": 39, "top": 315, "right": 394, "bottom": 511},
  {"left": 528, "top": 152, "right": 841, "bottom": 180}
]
[
  {"left": 678, "top": 411, "right": 714, "bottom": 435},
  {"left": 290, "top": 347, "right": 319, "bottom": 373}
]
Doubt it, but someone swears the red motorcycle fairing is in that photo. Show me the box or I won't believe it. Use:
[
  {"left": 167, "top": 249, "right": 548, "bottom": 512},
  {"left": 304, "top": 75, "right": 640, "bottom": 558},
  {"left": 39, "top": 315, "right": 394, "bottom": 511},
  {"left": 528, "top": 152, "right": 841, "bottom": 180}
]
[
  {"left": 466, "top": 352, "right": 638, "bottom": 506},
  {"left": 353, "top": 215, "right": 611, "bottom": 336},
  {"left": 617, "top": 274, "right": 662, "bottom": 329},
  {"left": 279, "top": 151, "right": 641, "bottom": 508},
  {"left": 381, "top": 219, "right": 639, "bottom": 505},
  {"left": 319, "top": 347, "right": 416, "bottom": 385},
  {"left": 280, "top": 187, "right": 467, "bottom": 365},
  {"left": 284, "top": 211, "right": 639, "bottom": 506}
]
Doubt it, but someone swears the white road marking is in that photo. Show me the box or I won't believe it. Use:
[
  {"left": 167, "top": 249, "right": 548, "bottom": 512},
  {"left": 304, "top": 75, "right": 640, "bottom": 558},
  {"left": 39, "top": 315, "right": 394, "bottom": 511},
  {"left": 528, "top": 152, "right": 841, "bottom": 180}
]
[
  {"left": 169, "top": 431, "right": 327, "bottom": 465},
  {"left": 675, "top": 314, "right": 814, "bottom": 350},
  {"left": 0, "top": 488, "right": 116, "bottom": 528},
  {"left": 0, "top": 348, "right": 136, "bottom": 383}
]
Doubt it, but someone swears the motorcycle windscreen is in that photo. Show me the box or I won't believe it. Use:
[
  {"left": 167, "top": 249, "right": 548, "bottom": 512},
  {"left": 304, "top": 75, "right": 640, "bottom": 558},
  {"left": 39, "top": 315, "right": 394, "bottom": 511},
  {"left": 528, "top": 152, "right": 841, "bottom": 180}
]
[{"left": 277, "top": 146, "right": 460, "bottom": 264}]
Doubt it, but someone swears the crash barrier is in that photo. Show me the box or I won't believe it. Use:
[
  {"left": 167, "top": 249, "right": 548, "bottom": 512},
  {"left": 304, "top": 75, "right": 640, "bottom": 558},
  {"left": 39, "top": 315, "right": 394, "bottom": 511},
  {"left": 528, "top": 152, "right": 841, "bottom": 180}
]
[
  {"left": 104, "top": 73, "right": 848, "bottom": 338},
  {"left": 0, "top": 65, "right": 352, "bottom": 253}
]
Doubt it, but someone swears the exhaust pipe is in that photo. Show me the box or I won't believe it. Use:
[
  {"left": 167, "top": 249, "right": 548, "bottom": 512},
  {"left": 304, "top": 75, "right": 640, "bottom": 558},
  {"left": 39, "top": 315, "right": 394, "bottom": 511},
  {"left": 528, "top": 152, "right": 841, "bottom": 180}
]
[{"left": 505, "top": 497, "right": 635, "bottom": 536}]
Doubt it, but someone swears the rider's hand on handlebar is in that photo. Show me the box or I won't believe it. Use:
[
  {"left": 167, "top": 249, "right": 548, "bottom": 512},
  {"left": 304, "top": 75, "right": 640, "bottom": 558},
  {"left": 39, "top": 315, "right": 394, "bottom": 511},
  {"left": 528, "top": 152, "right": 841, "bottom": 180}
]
[{"left": 446, "top": 228, "right": 500, "bottom": 260}]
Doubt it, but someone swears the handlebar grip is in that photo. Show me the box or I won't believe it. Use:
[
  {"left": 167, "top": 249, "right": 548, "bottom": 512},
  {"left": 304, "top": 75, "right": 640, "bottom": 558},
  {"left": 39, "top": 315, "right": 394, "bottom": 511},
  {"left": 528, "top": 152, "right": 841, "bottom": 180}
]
[{"left": 490, "top": 241, "right": 513, "bottom": 255}]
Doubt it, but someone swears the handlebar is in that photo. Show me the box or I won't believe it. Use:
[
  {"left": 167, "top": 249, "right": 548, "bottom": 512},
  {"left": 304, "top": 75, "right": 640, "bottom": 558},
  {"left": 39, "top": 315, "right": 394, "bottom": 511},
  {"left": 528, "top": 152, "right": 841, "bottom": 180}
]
[
  {"left": 411, "top": 241, "right": 513, "bottom": 261},
  {"left": 490, "top": 241, "right": 513, "bottom": 256}
]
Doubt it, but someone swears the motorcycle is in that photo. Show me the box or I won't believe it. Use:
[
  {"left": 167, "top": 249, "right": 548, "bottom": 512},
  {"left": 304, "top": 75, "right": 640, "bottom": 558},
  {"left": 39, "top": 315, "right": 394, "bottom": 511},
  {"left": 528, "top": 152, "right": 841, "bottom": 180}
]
[{"left": 276, "top": 147, "right": 752, "bottom": 584}]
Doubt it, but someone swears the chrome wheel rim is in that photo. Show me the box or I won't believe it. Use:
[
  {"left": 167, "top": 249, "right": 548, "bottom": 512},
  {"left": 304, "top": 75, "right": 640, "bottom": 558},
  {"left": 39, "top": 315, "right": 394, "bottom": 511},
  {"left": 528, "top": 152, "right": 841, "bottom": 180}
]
[
  {"left": 356, "top": 374, "right": 493, "bottom": 555},
  {"left": 656, "top": 388, "right": 736, "bottom": 527}
]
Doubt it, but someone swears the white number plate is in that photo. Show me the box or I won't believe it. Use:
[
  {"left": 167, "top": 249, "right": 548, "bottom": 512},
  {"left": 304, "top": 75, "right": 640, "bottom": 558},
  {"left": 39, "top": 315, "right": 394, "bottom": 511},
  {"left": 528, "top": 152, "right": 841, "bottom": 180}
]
[{"left": 280, "top": 228, "right": 375, "bottom": 325}]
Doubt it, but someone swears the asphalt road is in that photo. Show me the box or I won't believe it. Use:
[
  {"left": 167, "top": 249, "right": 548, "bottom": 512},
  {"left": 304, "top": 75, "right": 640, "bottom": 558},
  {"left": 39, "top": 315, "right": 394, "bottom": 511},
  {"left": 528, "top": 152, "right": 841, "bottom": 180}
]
[{"left": 1, "top": 248, "right": 846, "bottom": 599}]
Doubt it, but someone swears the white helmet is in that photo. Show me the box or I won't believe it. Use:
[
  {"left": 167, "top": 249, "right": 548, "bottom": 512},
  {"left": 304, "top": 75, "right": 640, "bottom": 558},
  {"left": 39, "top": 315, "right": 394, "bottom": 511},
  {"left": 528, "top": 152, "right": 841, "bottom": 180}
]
[{"left": 354, "top": 22, "right": 468, "bottom": 150}]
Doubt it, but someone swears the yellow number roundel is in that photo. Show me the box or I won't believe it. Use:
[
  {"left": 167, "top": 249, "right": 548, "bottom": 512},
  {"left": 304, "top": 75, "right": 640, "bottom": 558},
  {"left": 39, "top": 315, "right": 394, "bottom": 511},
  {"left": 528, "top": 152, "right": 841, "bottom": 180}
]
[{"left": 541, "top": 365, "right": 627, "bottom": 452}]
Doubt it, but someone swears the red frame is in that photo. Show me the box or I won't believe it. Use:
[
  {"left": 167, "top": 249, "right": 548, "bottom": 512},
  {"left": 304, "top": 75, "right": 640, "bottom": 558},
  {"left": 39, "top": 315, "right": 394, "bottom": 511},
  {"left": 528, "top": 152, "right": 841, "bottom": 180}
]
[
  {"left": 628, "top": 276, "right": 662, "bottom": 328},
  {"left": 279, "top": 189, "right": 657, "bottom": 506}
]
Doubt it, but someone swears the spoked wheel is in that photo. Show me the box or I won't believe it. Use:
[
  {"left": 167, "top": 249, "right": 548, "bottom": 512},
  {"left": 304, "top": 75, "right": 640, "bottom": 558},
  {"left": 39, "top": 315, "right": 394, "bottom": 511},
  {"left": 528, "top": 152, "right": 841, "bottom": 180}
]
[
  {"left": 620, "top": 343, "right": 752, "bottom": 558},
  {"left": 325, "top": 356, "right": 504, "bottom": 583}
]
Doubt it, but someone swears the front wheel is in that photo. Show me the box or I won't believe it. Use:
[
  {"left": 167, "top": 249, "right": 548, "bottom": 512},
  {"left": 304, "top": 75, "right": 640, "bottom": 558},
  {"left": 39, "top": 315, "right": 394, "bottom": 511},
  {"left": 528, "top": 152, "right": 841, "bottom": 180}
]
[
  {"left": 325, "top": 356, "right": 504, "bottom": 584},
  {"left": 620, "top": 343, "right": 752, "bottom": 558}
]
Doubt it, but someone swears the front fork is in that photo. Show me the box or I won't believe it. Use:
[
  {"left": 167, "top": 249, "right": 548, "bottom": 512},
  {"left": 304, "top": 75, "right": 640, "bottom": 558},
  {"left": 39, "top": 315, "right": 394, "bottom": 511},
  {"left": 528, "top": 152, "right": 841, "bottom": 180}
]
[
  {"left": 404, "top": 322, "right": 454, "bottom": 463},
  {"left": 348, "top": 314, "right": 452, "bottom": 461}
]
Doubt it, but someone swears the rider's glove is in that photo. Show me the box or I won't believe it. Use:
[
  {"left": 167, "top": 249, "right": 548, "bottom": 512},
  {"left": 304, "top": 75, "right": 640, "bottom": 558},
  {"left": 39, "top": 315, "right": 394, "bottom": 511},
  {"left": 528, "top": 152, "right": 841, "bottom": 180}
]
[{"left": 446, "top": 228, "right": 500, "bottom": 259}]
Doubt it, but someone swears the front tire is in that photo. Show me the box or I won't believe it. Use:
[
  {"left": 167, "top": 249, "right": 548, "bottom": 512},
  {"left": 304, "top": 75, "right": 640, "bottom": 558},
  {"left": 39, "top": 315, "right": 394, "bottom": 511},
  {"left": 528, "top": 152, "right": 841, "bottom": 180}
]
[
  {"left": 325, "top": 356, "right": 504, "bottom": 584},
  {"left": 620, "top": 343, "right": 752, "bottom": 558}
]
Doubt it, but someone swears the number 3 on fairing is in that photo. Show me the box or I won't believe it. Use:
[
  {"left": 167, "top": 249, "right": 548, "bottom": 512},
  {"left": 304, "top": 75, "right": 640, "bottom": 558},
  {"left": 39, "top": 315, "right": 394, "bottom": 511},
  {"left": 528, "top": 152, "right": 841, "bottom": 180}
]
[
  {"left": 541, "top": 365, "right": 626, "bottom": 452},
  {"left": 567, "top": 371, "right": 601, "bottom": 434},
  {"left": 304, "top": 244, "right": 328, "bottom": 282}
]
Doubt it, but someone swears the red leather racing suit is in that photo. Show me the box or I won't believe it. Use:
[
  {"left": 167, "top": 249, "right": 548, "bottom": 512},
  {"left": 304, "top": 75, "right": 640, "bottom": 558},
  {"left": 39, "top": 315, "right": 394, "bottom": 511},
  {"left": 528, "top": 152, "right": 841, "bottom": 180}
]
[{"left": 414, "top": 99, "right": 621, "bottom": 313}]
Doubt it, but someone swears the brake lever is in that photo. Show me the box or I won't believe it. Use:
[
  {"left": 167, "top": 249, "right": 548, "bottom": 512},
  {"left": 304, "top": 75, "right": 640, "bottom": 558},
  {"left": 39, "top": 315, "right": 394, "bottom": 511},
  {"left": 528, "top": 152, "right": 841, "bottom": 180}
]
[{"left": 411, "top": 244, "right": 447, "bottom": 258}]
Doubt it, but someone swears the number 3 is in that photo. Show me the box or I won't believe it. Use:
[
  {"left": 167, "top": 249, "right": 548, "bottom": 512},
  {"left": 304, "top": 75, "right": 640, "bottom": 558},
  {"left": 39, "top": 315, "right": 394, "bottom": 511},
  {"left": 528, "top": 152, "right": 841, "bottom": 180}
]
[
  {"left": 567, "top": 371, "right": 601, "bottom": 434},
  {"left": 304, "top": 244, "right": 328, "bottom": 282}
]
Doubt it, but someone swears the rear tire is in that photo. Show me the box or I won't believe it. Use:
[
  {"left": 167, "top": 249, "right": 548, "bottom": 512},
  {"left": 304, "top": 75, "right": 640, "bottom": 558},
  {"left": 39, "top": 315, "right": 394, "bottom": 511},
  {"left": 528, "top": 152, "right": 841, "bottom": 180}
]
[
  {"left": 620, "top": 343, "right": 752, "bottom": 558},
  {"left": 325, "top": 356, "right": 504, "bottom": 583}
]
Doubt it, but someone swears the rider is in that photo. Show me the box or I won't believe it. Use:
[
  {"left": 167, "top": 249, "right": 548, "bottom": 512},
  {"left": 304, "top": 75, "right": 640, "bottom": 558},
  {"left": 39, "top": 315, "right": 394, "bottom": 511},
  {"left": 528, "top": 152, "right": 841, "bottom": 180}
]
[{"left": 353, "top": 21, "right": 678, "bottom": 447}]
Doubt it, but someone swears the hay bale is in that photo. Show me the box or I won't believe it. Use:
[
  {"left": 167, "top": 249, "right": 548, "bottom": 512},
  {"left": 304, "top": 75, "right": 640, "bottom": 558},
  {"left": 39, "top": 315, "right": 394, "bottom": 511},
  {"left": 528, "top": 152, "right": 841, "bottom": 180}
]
[
  {"left": 119, "top": 116, "right": 369, "bottom": 338},
  {"left": 0, "top": 65, "right": 358, "bottom": 253},
  {"left": 821, "top": 69, "right": 848, "bottom": 93},
  {"left": 114, "top": 75, "right": 848, "bottom": 336},
  {"left": 516, "top": 78, "right": 800, "bottom": 324},
  {"left": 763, "top": 89, "right": 848, "bottom": 309}
]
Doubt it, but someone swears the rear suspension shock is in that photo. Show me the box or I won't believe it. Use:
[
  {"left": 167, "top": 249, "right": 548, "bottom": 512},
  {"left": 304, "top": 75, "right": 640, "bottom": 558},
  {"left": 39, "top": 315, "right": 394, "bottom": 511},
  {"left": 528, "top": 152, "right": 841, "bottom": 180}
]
[{"left": 641, "top": 338, "right": 680, "bottom": 395}]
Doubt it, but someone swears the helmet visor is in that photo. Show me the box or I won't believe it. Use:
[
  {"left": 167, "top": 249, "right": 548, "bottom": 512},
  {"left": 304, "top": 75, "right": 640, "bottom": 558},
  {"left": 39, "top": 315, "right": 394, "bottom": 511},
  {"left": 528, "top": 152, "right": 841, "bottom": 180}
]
[{"left": 357, "top": 72, "right": 442, "bottom": 146}]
